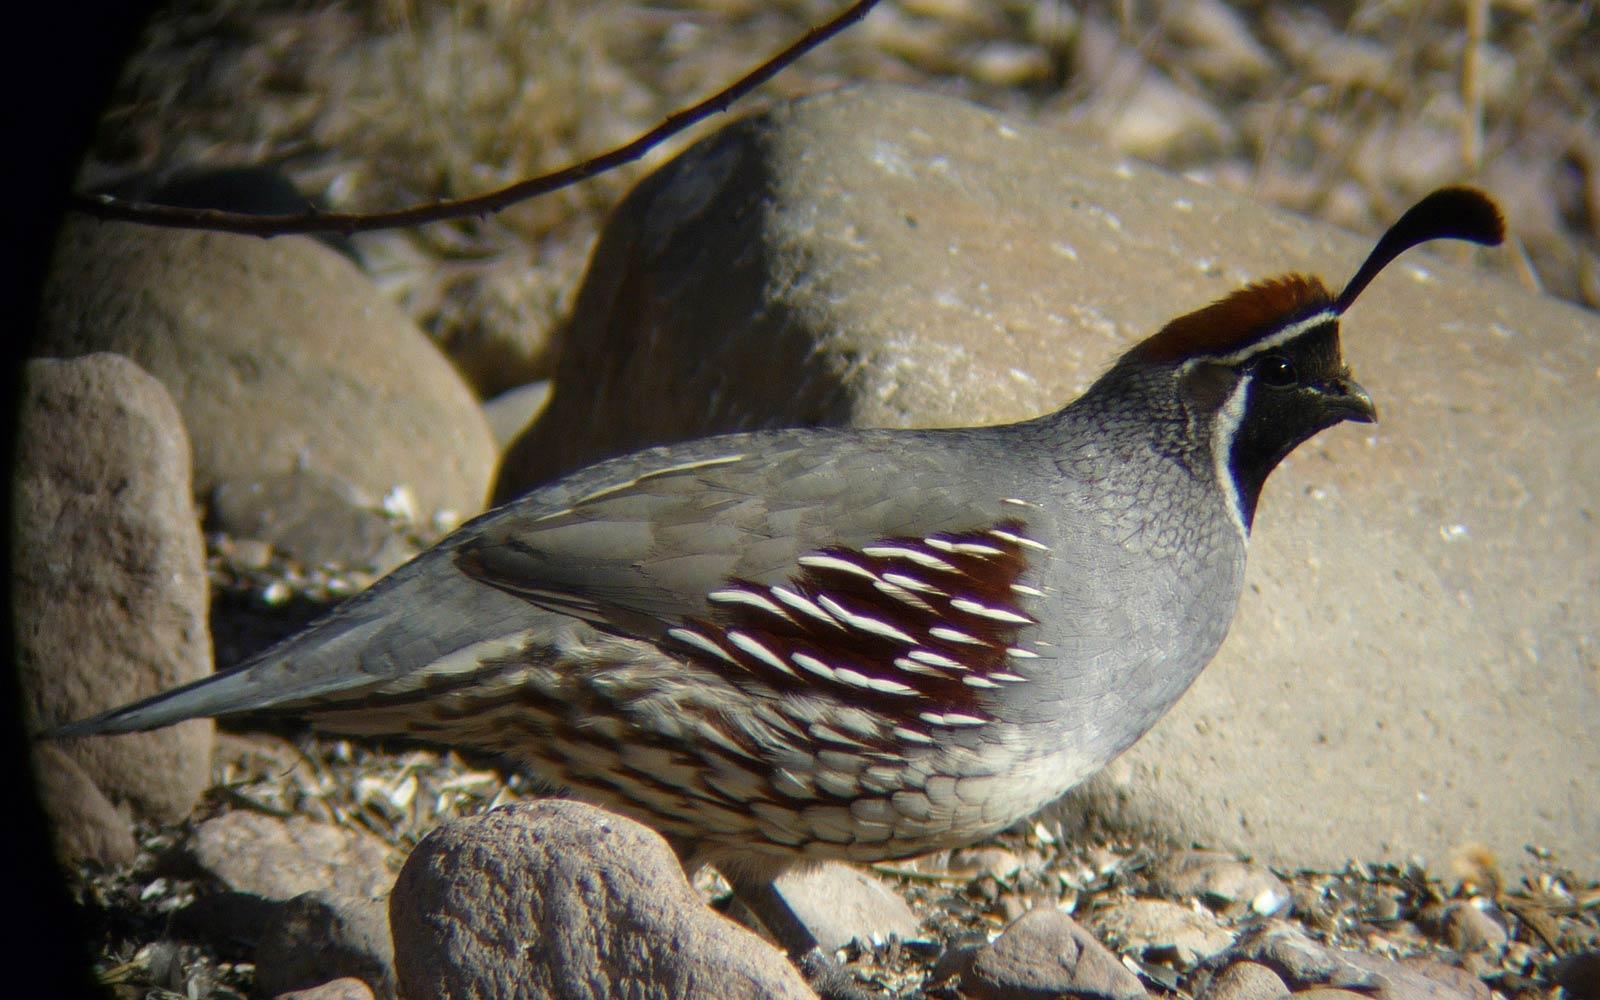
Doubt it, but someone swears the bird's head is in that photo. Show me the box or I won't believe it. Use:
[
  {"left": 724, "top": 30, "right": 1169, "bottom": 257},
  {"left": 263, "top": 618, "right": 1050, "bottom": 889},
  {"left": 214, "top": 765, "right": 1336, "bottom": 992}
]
[{"left": 1117, "top": 186, "right": 1505, "bottom": 533}]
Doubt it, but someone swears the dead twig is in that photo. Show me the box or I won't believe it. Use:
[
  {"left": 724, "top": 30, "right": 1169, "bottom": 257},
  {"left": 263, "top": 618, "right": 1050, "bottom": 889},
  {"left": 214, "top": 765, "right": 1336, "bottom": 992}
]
[{"left": 67, "top": 0, "right": 882, "bottom": 237}]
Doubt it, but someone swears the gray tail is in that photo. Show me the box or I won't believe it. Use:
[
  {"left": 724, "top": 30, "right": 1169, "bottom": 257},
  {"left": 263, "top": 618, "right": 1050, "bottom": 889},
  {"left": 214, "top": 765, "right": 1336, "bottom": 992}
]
[{"left": 47, "top": 544, "right": 538, "bottom": 738}]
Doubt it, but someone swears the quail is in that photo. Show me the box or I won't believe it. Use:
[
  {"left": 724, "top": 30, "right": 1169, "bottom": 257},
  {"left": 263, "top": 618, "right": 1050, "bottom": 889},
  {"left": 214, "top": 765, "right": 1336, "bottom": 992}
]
[{"left": 56, "top": 187, "right": 1503, "bottom": 980}]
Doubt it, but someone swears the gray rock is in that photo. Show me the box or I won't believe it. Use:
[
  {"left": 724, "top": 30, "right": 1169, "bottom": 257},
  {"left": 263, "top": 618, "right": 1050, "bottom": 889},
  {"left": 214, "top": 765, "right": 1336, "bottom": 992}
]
[
  {"left": 37, "top": 218, "right": 496, "bottom": 529},
  {"left": 210, "top": 470, "right": 409, "bottom": 571},
  {"left": 1229, "top": 923, "right": 1488, "bottom": 1000},
  {"left": 15, "top": 354, "right": 214, "bottom": 832},
  {"left": 1438, "top": 901, "right": 1507, "bottom": 956},
  {"left": 189, "top": 812, "right": 394, "bottom": 903},
  {"left": 1089, "top": 898, "right": 1235, "bottom": 970},
  {"left": 504, "top": 84, "right": 1598, "bottom": 874},
  {"left": 271, "top": 978, "right": 376, "bottom": 1000},
  {"left": 1230, "top": 923, "right": 1379, "bottom": 990},
  {"left": 255, "top": 891, "right": 396, "bottom": 1000},
  {"left": 1153, "top": 851, "right": 1291, "bottom": 916},
  {"left": 1392, "top": 959, "right": 1491, "bottom": 1000},
  {"left": 482, "top": 379, "right": 552, "bottom": 450},
  {"left": 766, "top": 862, "right": 923, "bottom": 951},
  {"left": 388, "top": 800, "right": 814, "bottom": 1000},
  {"left": 964, "top": 906, "right": 1148, "bottom": 1000},
  {"left": 1342, "top": 954, "right": 1488, "bottom": 1000},
  {"left": 1199, "top": 961, "right": 1290, "bottom": 1000}
]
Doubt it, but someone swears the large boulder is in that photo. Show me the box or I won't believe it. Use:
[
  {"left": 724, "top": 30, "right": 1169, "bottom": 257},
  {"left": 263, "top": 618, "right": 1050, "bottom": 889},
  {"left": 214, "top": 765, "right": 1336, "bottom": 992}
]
[{"left": 500, "top": 85, "right": 1599, "bottom": 874}]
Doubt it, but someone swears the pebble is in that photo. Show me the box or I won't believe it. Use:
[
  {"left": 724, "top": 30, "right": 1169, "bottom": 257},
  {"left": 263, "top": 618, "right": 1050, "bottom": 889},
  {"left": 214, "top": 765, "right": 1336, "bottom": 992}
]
[
  {"left": 17, "top": 354, "right": 215, "bottom": 853},
  {"left": 1153, "top": 850, "right": 1292, "bottom": 916},
  {"left": 765, "top": 862, "right": 924, "bottom": 951},
  {"left": 1090, "top": 898, "right": 1237, "bottom": 970},
  {"left": 1199, "top": 960, "right": 1290, "bottom": 1000},
  {"left": 1439, "top": 900, "right": 1507, "bottom": 956},
  {"left": 963, "top": 906, "right": 1149, "bottom": 1000}
]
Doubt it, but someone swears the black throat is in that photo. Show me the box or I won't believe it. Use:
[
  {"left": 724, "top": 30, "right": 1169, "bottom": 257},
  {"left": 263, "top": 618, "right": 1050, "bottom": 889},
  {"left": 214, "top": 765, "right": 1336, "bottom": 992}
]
[{"left": 1216, "top": 368, "right": 1355, "bottom": 532}]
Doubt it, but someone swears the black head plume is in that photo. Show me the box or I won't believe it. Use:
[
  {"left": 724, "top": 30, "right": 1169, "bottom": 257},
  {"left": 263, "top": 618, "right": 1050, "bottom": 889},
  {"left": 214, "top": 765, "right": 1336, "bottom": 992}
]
[{"left": 1336, "top": 187, "right": 1505, "bottom": 314}]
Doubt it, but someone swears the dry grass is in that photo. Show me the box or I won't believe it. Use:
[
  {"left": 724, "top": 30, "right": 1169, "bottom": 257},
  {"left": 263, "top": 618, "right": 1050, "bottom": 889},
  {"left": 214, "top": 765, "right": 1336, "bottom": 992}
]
[{"left": 88, "top": 0, "right": 1599, "bottom": 396}]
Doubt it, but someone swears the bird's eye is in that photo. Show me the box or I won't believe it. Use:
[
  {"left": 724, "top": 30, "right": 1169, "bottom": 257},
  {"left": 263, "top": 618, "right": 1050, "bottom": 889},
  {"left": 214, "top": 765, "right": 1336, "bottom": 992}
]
[{"left": 1255, "top": 353, "right": 1297, "bottom": 387}]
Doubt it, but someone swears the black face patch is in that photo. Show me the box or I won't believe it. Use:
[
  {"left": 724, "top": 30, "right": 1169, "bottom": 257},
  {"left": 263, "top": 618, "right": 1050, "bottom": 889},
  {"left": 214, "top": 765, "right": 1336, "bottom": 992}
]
[{"left": 1223, "top": 323, "right": 1364, "bottom": 529}]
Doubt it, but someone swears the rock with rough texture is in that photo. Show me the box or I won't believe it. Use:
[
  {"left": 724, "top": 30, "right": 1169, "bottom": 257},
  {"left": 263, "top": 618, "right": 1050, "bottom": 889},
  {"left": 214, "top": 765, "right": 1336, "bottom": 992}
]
[
  {"left": 964, "top": 906, "right": 1149, "bottom": 1000},
  {"left": 189, "top": 812, "right": 394, "bottom": 903},
  {"left": 14, "top": 354, "right": 214, "bottom": 840},
  {"left": 1200, "top": 961, "right": 1291, "bottom": 1000},
  {"left": 1090, "top": 898, "right": 1236, "bottom": 970},
  {"left": 766, "top": 862, "right": 924, "bottom": 951},
  {"left": 37, "top": 218, "right": 496, "bottom": 541},
  {"left": 255, "top": 891, "right": 396, "bottom": 1000},
  {"left": 502, "top": 85, "right": 1599, "bottom": 874},
  {"left": 1154, "top": 851, "right": 1292, "bottom": 916},
  {"left": 389, "top": 800, "right": 815, "bottom": 1000},
  {"left": 1230, "top": 923, "right": 1488, "bottom": 1000}
]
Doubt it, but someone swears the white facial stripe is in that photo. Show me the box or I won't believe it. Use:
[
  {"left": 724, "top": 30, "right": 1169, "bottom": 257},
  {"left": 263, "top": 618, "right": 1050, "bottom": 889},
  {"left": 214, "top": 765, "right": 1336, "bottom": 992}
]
[
  {"left": 1212, "top": 375, "right": 1252, "bottom": 539},
  {"left": 1209, "top": 309, "right": 1338, "bottom": 366}
]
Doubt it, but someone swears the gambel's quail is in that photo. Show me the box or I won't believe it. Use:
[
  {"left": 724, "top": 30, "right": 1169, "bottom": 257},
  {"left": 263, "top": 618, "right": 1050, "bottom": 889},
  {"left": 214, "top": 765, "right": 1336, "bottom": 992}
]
[{"left": 55, "top": 187, "right": 1503, "bottom": 979}]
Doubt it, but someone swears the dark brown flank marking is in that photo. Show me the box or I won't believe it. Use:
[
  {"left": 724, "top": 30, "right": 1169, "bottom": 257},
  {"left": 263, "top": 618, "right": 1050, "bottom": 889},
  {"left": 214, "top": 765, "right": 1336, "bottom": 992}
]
[{"left": 666, "top": 519, "right": 1039, "bottom": 716}]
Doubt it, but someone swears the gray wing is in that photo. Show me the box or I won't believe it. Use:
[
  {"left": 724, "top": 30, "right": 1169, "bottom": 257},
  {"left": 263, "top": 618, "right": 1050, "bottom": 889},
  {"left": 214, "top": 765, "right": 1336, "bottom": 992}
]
[
  {"left": 52, "top": 426, "right": 1042, "bottom": 737},
  {"left": 454, "top": 431, "right": 1025, "bottom": 638}
]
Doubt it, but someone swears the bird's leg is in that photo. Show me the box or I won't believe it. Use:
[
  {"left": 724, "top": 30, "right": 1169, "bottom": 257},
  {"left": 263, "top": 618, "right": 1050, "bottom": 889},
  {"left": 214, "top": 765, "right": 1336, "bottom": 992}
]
[{"left": 723, "top": 870, "right": 879, "bottom": 1000}]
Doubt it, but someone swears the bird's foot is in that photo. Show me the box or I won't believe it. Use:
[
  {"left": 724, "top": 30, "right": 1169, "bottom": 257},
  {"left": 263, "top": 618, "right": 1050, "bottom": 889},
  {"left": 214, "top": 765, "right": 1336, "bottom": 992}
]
[{"left": 795, "top": 946, "right": 881, "bottom": 1000}]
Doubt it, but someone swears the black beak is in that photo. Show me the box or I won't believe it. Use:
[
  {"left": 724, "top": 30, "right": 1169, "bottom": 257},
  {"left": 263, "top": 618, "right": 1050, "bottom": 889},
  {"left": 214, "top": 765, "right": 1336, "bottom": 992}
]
[{"left": 1323, "top": 377, "right": 1377, "bottom": 424}]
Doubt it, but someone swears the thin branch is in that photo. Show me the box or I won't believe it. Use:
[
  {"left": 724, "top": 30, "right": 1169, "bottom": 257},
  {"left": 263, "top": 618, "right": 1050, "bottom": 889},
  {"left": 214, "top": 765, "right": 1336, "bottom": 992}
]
[
  {"left": 68, "top": 0, "right": 883, "bottom": 237},
  {"left": 1460, "top": 0, "right": 1487, "bottom": 174}
]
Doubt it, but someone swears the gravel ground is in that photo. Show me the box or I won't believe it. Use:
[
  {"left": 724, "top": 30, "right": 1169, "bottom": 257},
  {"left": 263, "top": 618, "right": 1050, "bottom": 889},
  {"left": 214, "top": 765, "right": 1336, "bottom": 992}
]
[{"left": 63, "top": 1, "right": 1600, "bottom": 996}]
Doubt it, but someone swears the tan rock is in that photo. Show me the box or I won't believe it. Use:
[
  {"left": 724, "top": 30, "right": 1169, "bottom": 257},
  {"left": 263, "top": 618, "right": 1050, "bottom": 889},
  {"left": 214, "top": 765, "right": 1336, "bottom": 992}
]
[
  {"left": 37, "top": 219, "right": 496, "bottom": 533},
  {"left": 1200, "top": 961, "right": 1290, "bottom": 1000},
  {"left": 389, "top": 800, "right": 814, "bottom": 1000},
  {"left": 189, "top": 812, "right": 394, "bottom": 903},
  {"left": 767, "top": 862, "right": 923, "bottom": 951},
  {"left": 965, "top": 906, "right": 1148, "bottom": 1000},
  {"left": 1090, "top": 898, "right": 1236, "bottom": 970},
  {"left": 15, "top": 354, "right": 214, "bottom": 832}
]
